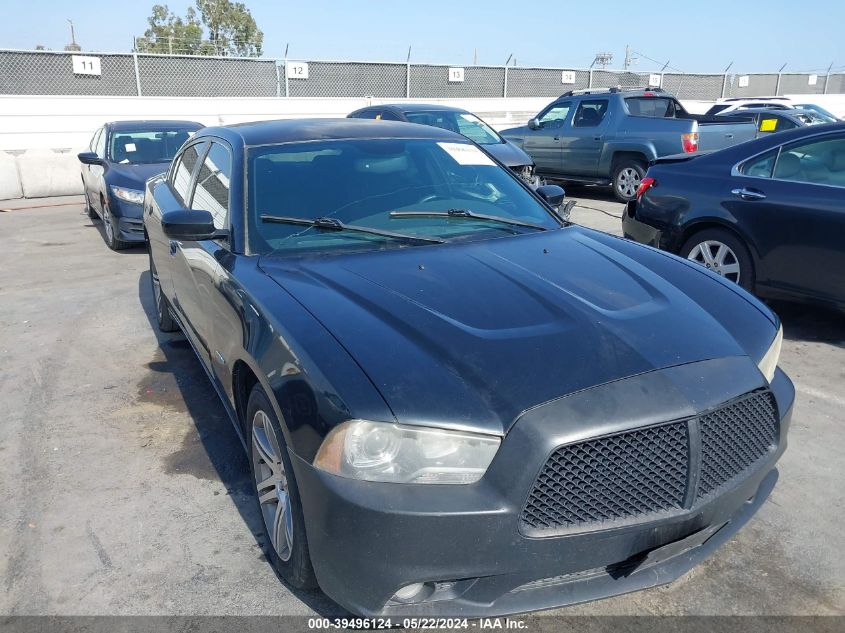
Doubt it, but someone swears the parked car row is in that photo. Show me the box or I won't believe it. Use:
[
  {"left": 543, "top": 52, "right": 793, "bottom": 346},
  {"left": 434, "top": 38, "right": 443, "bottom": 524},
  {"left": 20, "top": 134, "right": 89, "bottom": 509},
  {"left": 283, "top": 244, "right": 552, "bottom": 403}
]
[{"left": 75, "top": 87, "right": 845, "bottom": 617}]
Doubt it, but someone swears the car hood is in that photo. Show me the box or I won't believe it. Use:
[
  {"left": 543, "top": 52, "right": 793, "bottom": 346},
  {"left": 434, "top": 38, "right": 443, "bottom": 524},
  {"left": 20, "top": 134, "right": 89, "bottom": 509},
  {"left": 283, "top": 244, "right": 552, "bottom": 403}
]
[
  {"left": 105, "top": 161, "right": 170, "bottom": 188},
  {"left": 482, "top": 140, "right": 533, "bottom": 168},
  {"left": 259, "top": 227, "right": 774, "bottom": 436}
]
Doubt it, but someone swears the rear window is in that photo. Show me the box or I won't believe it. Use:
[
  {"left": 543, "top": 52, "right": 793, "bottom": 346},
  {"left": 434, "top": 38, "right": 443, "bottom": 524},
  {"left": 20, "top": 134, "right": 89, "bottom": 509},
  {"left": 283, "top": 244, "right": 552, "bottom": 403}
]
[{"left": 625, "top": 97, "right": 680, "bottom": 118}]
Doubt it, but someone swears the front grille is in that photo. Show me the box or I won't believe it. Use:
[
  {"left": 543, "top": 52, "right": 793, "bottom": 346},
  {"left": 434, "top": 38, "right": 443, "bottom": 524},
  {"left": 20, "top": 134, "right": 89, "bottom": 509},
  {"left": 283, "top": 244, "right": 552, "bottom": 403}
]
[
  {"left": 520, "top": 421, "right": 688, "bottom": 530},
  {"left": 520, "top": 390, "right": 779, "bottom": 534},
  {"left": 697, "top": 391, "right": 778, "bottom": 497}
]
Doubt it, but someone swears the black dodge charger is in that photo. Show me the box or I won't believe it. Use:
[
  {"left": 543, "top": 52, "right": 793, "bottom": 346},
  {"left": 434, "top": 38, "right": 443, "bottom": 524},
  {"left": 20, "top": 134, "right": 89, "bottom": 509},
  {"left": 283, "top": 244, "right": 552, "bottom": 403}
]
[
  {"left": 143, "top": 119, "right": 793, "bottom": 616},
  {"left": 623, "top": 123, "right": 845, "bottom": 311}
]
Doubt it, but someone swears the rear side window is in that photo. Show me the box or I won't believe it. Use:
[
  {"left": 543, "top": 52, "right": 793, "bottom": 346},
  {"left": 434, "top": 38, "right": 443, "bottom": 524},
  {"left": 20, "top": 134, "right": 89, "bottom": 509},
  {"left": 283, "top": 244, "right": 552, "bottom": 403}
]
[
  {"left": 170, "top": 142, "right": 207, "bottom": 206},
  {"left": 378, "top": 110, "right": 402, "bottom": 121},
  {"left": 741, "top": 149, "right": 778, "bottom": 178},
  {"left": 573, "top": 99, "right": 609, "bottom": 127},
  {"left": 352, "top": 109, "right": 381, "bottom": 119},
  {"left": 191, "top": 142, "right": 232, "bottom": 230},
  {"left": 626, "top": 97, "right": 678, "bottom": 118},
  {"left": 758, "top": 116, "right": 797, "bottom": 133}
]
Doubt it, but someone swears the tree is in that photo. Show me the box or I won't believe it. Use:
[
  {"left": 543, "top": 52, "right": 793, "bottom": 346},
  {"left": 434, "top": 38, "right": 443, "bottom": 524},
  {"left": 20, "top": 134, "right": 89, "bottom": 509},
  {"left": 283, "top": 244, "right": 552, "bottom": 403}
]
[
  {"left": 196, "top": 0, "right": 263, "bottom": 57},
  {"left": 135, "top": 1, "right": 263, "bottom": 57}
]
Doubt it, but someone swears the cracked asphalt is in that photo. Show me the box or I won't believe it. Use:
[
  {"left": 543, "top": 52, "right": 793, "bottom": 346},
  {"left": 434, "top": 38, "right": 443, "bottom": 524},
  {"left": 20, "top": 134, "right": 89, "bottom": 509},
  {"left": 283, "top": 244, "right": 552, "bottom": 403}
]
[{"left": 0, "top": 193, "right": 842, "bottom": 617}]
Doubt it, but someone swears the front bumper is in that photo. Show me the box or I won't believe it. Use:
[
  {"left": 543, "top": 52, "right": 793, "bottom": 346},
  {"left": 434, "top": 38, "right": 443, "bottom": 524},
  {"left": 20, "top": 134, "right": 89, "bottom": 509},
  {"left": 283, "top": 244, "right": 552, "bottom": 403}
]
[
  {"left": 111, "top": 198, "right": 145, "bottom": 242},
  {"left": 291, "top": 358, "right": 794, "bottom": 617}
]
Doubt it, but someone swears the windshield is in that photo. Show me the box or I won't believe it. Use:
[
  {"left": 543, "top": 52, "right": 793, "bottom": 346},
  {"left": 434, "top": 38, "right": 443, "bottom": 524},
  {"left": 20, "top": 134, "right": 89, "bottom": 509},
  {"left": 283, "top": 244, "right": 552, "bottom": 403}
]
[
  {"left": 109, "top": 127, "right": 198, "bottom": 164},
  {"left": 248, "top": 138, "right": 559, "bottom": 256},
  {"left": 403, "top": 111, "right": 502, "bottom": 145},
  {"left": 793, "top": 104, "right": 839, "bottom": 122}
]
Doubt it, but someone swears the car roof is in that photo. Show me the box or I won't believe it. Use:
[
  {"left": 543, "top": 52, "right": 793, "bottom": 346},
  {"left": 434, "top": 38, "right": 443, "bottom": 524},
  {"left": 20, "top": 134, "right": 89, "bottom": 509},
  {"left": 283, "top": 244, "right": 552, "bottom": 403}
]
[
  {"left": 199, "top": 118, "right": 466, "bottom": 146},
  {"left": 106, "top": 120, "right": 203, "bottom": 131},
  {"left": 700, "top": 121, "right": 845, "bottom": 164},
  {"left": 374, "top": 103, "right": 469, "bottom": 114}
]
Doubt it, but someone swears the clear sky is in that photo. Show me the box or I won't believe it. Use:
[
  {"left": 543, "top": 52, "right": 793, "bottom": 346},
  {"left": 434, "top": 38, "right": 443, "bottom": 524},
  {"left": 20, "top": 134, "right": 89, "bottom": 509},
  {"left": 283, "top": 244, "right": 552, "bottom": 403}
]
[{"left": 2, "top": 0, "right": 843, "bottom": 74}]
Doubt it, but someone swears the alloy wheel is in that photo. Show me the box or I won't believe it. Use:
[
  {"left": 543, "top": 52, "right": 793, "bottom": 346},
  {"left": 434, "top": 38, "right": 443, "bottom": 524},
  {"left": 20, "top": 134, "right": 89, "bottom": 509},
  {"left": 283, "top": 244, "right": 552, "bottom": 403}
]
[
  {"left": 252, "top": 410, "right": 293, "bottom": 562},
  {"left": 616, "top": 167, "right": 641, "bottom": 199},
  {"left": 102, "top": 202, "right": 115, "bottom": 244},
  {"left": 686, "top": 240, "right": 742, "bottom": 283}
]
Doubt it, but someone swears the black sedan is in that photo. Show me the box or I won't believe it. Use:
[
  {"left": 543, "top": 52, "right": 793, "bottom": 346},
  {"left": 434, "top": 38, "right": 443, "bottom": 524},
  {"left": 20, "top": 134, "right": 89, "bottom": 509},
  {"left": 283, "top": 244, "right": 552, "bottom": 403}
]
[
  {"left": 78, "top": 120, "right": 202, "bottom": 249},
  {"left": 623, "top": 123, "right": 845, "bottom": 311},
  {"left": 348, "top": 103, "right": 541, "bottom": 186},
  {"left": 144, "top": 119, "right": 792, "bottom": 617}
]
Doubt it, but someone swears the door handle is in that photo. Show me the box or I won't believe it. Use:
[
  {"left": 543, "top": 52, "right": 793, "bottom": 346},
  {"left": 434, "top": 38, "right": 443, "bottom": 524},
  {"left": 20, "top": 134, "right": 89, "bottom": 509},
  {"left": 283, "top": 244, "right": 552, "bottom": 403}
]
[
  {"left": 553, "top": 135, "right": 560, "bottom": 141},
  {"left": 169, "top": 240, "right": 181, "bottom": 256},
  {"left": 593, "top": 135, "right": 603, "bottom": 141},
  {"left": 725, "top": 133, "right": 734, "bottom": 139},
  {"left": 731, "top": 187, "right": 766, "bottom": 201}
]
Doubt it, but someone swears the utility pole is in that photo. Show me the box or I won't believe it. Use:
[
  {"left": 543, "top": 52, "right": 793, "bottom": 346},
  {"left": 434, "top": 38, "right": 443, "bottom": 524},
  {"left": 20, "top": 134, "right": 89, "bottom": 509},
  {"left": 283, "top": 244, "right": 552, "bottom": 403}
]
[
  {"left": 68, "top": 20, "right": 76, "bottom": 47},
  {"left": 624, "top": 44, "right": 631, "bottom": 70},
  {"left": 473, "top": 48, "right": 477, "bottom": 65}
]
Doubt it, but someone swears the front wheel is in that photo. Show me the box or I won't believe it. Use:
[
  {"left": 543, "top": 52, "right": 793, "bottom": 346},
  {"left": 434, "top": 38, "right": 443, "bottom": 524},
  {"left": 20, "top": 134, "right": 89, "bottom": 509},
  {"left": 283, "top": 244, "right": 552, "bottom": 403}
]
[
  {"left": 247, "top": 385, "right": 317, "bottom": 590},
  {"left": 148, "top": 250, "right": 179, "bottom": 332},
  {"left": 680, "top": 228, "right": 755, "bottom": 292},
  {"left": 101, "top": 198, "right": 131, "bottom": 251},
  {"left": 611, "top": 159, "right": 646, "bottom": 203}
]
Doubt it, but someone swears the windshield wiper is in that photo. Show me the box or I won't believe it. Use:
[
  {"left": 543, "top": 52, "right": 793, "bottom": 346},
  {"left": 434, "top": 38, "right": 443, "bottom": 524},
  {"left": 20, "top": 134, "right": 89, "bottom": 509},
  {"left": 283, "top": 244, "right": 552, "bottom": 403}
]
[
  {"left": 389, "top": 208, "right": 548, "bottom": 231},
  {"left": 260, "top": 215, "right": 445, "bottom": 244}
]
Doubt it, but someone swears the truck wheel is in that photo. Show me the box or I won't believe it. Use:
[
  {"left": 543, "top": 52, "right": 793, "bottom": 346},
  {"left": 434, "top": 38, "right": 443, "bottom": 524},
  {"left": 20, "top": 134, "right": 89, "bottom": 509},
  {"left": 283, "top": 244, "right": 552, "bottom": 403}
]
[
  {"left": 612, "top": 159, "right": 646, "bottom": 203},
  {"left": 680, "top": 228, "right": 755, "bottom": 292},
  {"left": 247, "top": 384, "right": 318, "bottom": 590}
]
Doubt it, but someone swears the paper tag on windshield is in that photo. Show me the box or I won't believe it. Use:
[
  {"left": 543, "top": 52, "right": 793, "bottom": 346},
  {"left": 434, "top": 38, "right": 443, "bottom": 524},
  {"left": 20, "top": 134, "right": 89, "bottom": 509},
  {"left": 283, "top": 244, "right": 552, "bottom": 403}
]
[
  {"left": 125, "top": 143, "right": 136, "bottom": 152},
  {"left": 437, "top": 142, "right": 495, "bottom": 166}
]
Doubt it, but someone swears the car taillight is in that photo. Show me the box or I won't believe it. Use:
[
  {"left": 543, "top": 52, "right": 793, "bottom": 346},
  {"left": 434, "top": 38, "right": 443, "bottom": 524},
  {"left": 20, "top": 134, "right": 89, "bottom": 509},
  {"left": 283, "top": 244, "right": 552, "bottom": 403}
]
[
  {"left": 682, "top": 132, "right": 699, "bottom": 153},
  {"left": 636, "top": 176, "right": 656, "bottom": 199}
]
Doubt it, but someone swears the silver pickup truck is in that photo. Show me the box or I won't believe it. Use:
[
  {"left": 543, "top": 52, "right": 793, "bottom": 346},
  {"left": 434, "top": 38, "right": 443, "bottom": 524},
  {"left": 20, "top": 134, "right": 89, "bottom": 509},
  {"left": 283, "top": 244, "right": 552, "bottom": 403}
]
[{"left": 501, "top": 87, "right": 757, "bottom": 201}]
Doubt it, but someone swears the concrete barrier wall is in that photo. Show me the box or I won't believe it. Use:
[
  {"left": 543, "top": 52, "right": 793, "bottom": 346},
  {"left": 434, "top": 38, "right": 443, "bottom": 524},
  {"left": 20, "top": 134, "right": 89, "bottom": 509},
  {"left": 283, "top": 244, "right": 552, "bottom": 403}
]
[{"left": 1, "top": 93, "right": 843, "bottom": 199}]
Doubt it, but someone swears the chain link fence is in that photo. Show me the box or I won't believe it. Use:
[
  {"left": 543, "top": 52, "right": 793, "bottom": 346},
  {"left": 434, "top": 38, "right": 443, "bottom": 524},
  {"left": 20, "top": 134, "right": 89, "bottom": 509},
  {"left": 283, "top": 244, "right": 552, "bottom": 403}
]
[{"left": 1, "top": 49, "right": 844, "bottom": 101}]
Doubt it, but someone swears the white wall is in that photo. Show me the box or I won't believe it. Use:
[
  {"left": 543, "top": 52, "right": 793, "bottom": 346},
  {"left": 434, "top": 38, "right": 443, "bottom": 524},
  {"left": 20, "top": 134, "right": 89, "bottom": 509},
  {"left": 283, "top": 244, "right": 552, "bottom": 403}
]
[{"left": 2, "top": 92, "right": 844, "bottom": 199}]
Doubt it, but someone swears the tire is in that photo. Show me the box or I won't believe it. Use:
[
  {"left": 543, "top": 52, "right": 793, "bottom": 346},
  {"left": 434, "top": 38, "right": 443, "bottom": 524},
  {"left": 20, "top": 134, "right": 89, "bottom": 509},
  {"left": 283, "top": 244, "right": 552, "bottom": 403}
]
[
  {"left": 101, "top": 197, "right": 131, "bottom": 251},
  {"left": 148, "top": 250, "right": 179, "bottom": 333},
  {"left": 247, "top": 384, "right": 317, "bottom": 590},
  {"left": 680, "top": 228, "right": 755, "bottom": 292},
  {"left": 611, "top": 159, "right": 647, "bottom": 203}
]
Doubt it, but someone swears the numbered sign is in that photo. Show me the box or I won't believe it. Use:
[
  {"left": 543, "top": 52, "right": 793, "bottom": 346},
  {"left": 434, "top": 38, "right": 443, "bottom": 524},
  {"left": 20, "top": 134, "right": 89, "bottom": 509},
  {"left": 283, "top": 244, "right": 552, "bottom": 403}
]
[
  {"left": 561, "top": 71, "right": 576, "bottom": 85},
  {"left": 286, "top": 62, "right": 309, "bottom": 80},
  {"left": 72, "top": 56, "right": 101, "bottom": 76},
  {"left": 648, "top": 74, "right": 662, "bottom": 87},
  {"left": 448, "top": 67, "right": 465, "bottom": 83},
  {"left": 738, "top": 75, "right": 750, "bottom": 88},
  {"left": 808, "top": 74, "right": 818, "bottom": 86}
]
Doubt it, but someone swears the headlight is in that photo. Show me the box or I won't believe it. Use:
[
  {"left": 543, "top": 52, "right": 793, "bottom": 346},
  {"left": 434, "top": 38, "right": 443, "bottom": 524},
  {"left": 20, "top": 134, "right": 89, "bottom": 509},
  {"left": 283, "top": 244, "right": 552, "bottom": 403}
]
[
  {"left": 757, "top": 324, "right": 783, "bottom": 383},
  {"left": 110, "top": 186, "right": 144, "bottom": 205},
  {"left": 313, "top": 420, "right": 501, "bottom": 484}
]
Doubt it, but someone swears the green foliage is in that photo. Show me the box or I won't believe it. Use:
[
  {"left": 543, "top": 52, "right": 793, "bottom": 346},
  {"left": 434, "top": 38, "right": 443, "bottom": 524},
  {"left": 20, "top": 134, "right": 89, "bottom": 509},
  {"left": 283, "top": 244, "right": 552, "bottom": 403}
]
[{"left": 135, "top": 2, "right": 263, "bottom": 57}]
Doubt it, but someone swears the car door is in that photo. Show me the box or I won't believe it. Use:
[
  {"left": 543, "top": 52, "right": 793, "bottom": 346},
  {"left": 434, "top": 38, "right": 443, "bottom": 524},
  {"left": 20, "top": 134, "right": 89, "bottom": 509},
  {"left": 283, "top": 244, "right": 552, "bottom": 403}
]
[
  {"left": 150, "top": 139, "right": 208, "bottom": 330},
  {"left": 728, "top": 133, "right": 845, "bottom": 303},
  {"left": 560, "top": 98, "right": 610, "bottom": 177},
  {"left": 81, "top": 127, "right": 102, "bottom": 196},
  {"left": 523, "top": 101, "right": 571, "bottom": 175},
  {"left": 170, "top": 139, "right": 234, "bottom": 367}
]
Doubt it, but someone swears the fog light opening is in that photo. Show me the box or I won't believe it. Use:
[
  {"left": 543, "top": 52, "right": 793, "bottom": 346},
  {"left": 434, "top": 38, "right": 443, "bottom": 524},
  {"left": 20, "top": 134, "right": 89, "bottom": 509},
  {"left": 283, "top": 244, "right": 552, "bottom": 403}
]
[{"left": 390, "top": 582, "right": 431, "bottom": 604}]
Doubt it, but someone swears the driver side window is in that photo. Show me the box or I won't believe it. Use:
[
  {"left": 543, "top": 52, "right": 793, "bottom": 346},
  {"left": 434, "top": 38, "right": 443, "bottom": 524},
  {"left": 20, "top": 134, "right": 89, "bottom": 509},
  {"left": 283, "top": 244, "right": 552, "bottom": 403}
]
[
  {"left": 94, "top": 128, "right": 106, "bottom": 159},
  {"left": 537, "top": 102, "right": 571, "bottom": 129},
  {"left": 169, "top": 142, "right": 207, "bottom": 206}
]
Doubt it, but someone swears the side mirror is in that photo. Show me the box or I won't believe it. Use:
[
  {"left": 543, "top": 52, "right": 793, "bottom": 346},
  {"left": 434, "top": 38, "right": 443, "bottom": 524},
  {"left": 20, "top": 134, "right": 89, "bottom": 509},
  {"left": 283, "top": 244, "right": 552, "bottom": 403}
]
[
  {"left": 536, "top": 184, "right": 566, "bottom": 210},
  {"left": 78, "top": 151, "right": 104, "bottom": 166},
  {"left": 527, "top": 118, "right": 541, "bottom": 130},
  {"left": 161, "top": 209, "right": 217, "bottom": 241}
]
